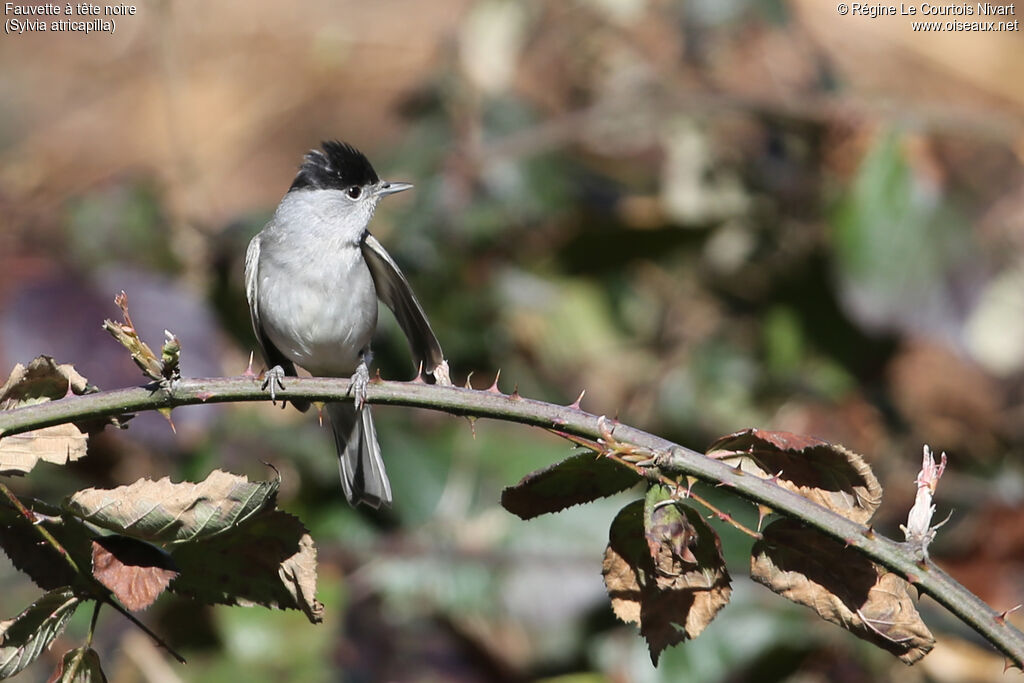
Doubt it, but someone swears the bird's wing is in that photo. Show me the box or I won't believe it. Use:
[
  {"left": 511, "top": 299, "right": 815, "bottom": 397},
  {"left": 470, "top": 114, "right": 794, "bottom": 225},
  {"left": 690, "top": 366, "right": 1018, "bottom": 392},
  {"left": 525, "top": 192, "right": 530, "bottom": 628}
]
[
  {"left": 361, "top": 233, "right": 444, "bottom": 376},
  {"left": 245, "top": 233, "right": 307, "bottom": 403}
]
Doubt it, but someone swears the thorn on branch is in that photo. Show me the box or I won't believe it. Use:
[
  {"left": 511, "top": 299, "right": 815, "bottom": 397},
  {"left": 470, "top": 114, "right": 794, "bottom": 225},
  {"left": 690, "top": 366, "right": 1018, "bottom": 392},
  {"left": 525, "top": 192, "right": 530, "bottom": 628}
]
[
  {"left": 487, "top": 369, "right": 502, "bottom": 394},
  {"left": 411, "top": 362, "right": 426, "bottom": 384},
  {"left": 567, "top": 389, "right": 586, "bottom": 411},
  {"left": 997, "top": 605, "right": 1022, "bottom": 625},
  {"left": 243, "top": 351, "right": 257, "bottom": 378}
]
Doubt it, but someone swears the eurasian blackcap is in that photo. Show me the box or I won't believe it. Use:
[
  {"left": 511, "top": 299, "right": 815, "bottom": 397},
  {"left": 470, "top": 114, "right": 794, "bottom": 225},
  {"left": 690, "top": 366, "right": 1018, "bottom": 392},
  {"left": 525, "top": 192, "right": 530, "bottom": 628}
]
[{"left": 245, "top": 141, "right": 449, "bottom": 508}]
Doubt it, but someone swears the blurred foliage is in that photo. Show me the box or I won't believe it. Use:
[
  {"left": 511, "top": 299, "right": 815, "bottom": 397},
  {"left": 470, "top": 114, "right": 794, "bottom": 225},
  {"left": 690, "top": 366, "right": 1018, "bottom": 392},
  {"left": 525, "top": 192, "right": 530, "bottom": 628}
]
[{"left": 3, "top": 0, "right": 1024, "bottom": 680}]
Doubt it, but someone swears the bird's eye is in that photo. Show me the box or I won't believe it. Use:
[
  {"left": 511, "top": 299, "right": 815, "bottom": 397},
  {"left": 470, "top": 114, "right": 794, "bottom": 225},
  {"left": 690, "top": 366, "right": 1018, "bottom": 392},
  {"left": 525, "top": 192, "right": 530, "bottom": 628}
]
[{"left": 346, "top": 186, "right": 362, "bottom": 199}]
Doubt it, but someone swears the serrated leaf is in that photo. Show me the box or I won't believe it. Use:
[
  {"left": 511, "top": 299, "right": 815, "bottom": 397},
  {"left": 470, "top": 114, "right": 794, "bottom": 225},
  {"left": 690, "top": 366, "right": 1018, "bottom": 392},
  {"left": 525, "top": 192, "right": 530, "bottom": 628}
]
[
  {"left": 707, "top": 428, "right": 882, "bottom": 524},
  {"left": 0, "top": 499, "right": 94, "bottom": 592},
  {"left": 64, "top": 470, "right": 279, "bottom": 544},
  {"left": 603, "top": 498, "right": 732, "bottom": 664},
  {"left": 0, "top": 357, "right": 94, "bottom": 475},
  {"left": 91, "top": 536, "right": 178, "bottom": 611},
  {"left": 0, "top": 587, "right": 80, "bottom": 679},
  {"left": 750, "top": 519, "right": 934, "bottom": 664},
  {"left": 500, "top": 451, "right": 640, "bottom": 520},
  {"left": 169, "top": 510, "right": 322, "bottom": 623},
  {"left": 0, "top": 425, "right": 88, "bottom": 476},
  {"left": 48, "top": 647, "right": 106, "bottom": 683},
  {"left": 0, "top": 357, "right": 91, "bottom": 410}
]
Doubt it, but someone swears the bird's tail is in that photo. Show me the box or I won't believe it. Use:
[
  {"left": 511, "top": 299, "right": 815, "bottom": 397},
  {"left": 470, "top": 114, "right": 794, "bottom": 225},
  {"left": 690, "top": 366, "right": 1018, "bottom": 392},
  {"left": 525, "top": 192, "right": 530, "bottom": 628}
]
[{"left": 326, "top": 402, "right": 392, "bottom": 508}]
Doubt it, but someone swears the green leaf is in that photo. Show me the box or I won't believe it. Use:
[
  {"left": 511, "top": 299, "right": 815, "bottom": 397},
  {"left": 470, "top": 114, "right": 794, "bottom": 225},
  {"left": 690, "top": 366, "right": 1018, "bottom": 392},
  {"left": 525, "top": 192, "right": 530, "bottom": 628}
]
[
  {"left": 0, "top": 587, "right": 80, "bottom": 679},
  {"left": 64, "top": 470, "right": 279, "bottom": 544},
  {"left": 50, "top": 647, "right": 107, "bottom": 683},
  {"left": 169, "top": 510, "right": 322, "bottom": 624},
  {"left": 500, "top": 451, "right": 640, "bottom": 520},
  {"left": 0, "top": 498, "right": 94, "bottom": 592}
]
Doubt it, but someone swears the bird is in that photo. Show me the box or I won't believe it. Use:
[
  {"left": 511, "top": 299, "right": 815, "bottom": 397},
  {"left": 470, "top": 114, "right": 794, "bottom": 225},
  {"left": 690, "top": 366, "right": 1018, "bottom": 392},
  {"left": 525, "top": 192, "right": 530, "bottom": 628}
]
[{"left": 245, "top": 140, "right": 449, "bottom": 508}]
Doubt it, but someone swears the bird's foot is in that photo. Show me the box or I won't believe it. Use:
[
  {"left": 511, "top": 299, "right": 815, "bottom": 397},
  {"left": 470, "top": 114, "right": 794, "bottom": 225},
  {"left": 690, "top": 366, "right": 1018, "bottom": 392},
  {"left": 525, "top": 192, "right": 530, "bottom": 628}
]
[
  {"left": 350, "top": 361, "right": 370, "bottom": 411},
  {"left": 261, "top": 365, "right": 287, "bottom": 405}
]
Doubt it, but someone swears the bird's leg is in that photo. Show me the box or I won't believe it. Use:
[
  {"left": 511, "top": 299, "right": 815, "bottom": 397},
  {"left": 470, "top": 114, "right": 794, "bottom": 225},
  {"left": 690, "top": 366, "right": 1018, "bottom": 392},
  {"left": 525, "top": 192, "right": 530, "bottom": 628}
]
[
  {"left": 261, "top": 365, "right": 287, "bottom": 405},
  {"left": 350, "top": 351, "right": 371, "bottom": 411}
]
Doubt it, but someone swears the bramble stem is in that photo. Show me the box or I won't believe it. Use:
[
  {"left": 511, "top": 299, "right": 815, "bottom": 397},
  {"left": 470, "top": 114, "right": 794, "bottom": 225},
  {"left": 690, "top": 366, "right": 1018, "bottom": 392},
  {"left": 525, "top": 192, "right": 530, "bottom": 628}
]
[{"left": 2, "top": 375, "right": 1022, "bottom": 666}]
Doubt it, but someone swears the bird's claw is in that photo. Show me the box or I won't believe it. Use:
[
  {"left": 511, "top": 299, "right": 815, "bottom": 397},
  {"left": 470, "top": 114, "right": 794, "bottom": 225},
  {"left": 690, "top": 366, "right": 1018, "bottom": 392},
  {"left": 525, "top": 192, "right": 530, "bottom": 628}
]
[
  {"left": 350, "top": 361, "right": 370, "bottom": 411},
  {"left": 261, "top": 365, "right": 287, "bottom": 406}
]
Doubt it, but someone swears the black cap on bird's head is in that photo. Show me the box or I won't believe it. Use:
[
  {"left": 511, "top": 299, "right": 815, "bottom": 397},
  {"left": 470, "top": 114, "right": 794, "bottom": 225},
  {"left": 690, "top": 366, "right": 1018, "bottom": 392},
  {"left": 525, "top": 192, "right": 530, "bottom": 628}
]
[{"left": 289, "top": 140, "right": 380, "bottom": 192}]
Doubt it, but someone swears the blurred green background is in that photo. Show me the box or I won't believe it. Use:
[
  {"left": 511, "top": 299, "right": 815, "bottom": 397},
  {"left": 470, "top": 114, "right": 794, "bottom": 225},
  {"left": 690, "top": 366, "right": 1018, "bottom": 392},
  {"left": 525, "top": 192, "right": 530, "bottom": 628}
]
[{"left": 2, "top": 0, "right": 1024, "bottom": 680}]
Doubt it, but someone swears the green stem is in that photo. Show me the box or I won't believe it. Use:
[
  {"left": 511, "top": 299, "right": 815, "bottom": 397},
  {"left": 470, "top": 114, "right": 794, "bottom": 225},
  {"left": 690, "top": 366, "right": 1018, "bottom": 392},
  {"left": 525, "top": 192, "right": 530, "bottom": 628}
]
[
  {"left": 2, "top": 375, "right": 1022, "bottom": 666},
  {"left": 88, "top": 601, "right": 102, "bottom": 647},
  {"left": 0, "top": 482, "right": 83, "bottom": 575}
]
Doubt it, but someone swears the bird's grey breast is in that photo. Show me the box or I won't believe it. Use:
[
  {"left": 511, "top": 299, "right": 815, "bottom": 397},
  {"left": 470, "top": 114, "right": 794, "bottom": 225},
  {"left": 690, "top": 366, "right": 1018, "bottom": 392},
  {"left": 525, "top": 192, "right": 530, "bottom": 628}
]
[{"left": 253, "top": 191, "right": 379, "bottom": 376}]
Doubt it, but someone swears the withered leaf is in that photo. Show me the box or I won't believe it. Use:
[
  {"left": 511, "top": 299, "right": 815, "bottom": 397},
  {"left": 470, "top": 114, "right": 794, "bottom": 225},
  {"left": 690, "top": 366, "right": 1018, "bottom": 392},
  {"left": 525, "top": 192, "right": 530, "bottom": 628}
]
[
  {"left": 603, "top": 498, "right": 732, "bottom": 664},
  {"left": 0, "top": 426, "right": 87, "bottom": 477},
  {"left": 0, "top": 498, "right": 94, "bottom": 592},
  {"left": 48, "top": 647, "right": 107, "bottom": 683},
  {"left": 0, "top": 357, "right": 93, "bottom": 475},
  {"left": 0, "top": 587, "right": 80, "bottom": 679},
  {"left": 750, "top": 519, "right": 934, "bottom": 664},
  {"left": 501, "top": 451, "right": 641, "bottom": 520},
  {"left": 64, "top": 470, "right": 279, "bottom": 544},
  {"left": 169, "top": 510, "right": 322, "bottom": 624},
  {"left": 707, "top": 428, "right": 882, "bottom": 524},
  {"left": 0, "top": 357, "right": 92, "bottom": 411},
  {"left": 91, "top": 536, "right": 179, "bottom": 611}
]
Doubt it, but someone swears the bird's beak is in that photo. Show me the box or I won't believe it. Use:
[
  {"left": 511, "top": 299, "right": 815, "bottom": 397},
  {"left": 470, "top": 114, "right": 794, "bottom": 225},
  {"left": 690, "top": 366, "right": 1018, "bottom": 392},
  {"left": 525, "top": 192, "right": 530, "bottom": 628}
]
[{"left": 376, "top": 181, "right": 413, "bottom": 197}]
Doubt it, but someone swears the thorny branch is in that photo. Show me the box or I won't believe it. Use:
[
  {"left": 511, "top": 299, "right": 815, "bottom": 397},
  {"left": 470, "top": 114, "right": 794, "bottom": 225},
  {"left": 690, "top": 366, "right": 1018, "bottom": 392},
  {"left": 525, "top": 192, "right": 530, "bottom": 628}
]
[{"left": 1, "top": 375, "right": 1023, "bottom": 666}]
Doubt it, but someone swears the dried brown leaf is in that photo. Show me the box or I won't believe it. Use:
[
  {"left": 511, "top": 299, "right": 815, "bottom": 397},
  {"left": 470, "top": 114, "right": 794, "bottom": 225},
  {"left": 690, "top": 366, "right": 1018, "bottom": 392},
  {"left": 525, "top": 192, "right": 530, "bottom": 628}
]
[
  {"left": 707, "top": 428, "right": 882, "bottom": 524},
  {"left": 0, "top": 426, "right": 88, "bottom": 476},
  {"left": 169, "top": 510, "right": 322, "bottom": 623},
  {"left": 91, "top": 536, "right": 179, "bottom": 611},
  {"left": 64, "top": 470, "right": 279, "bottom": 544},
  {"left": 0, "top": 357, "right": 95, "bottom": 475},
  {"left": 603, "top": 498, "right": 731, "bottom": 664},
  {"left": 751, "top": 519, "right": 934, "bottom": 664},
  {"left": 0, "top": 357, "right": 90, "bottom": 410}
]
